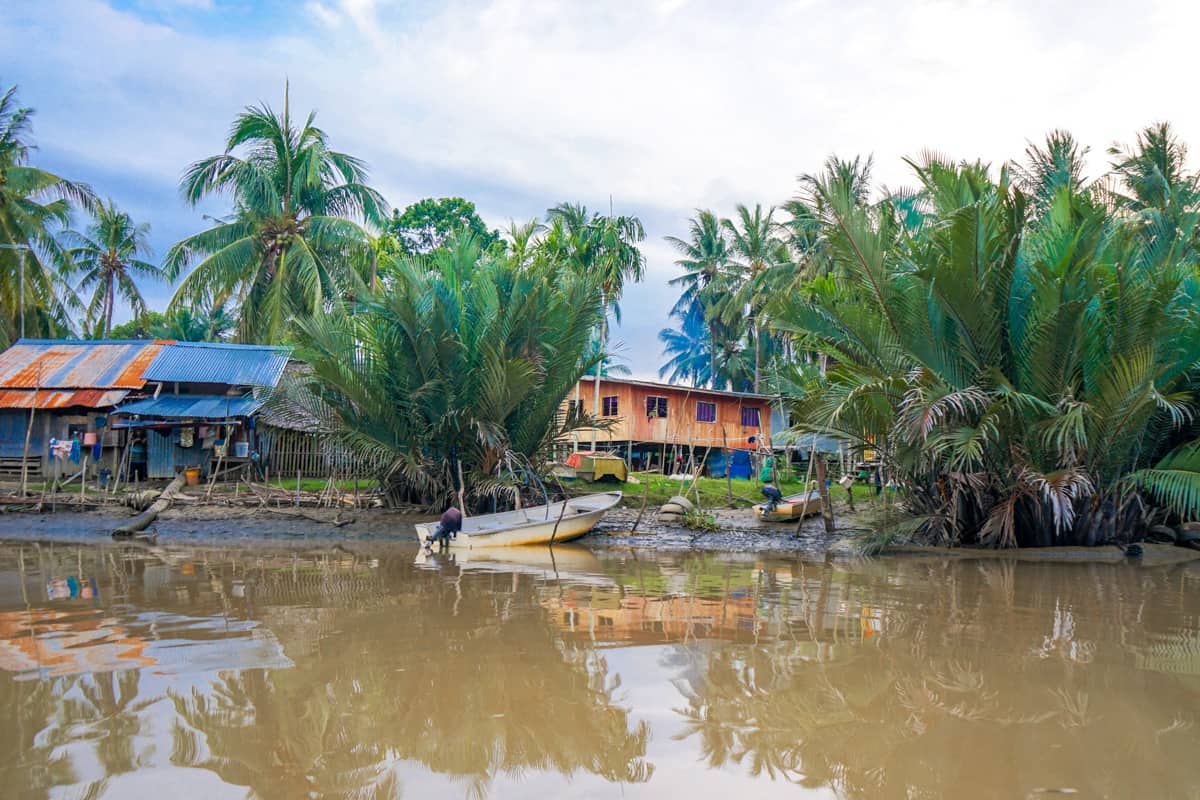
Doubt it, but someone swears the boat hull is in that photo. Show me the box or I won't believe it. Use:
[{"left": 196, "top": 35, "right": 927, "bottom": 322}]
[
  {"left": 416, "top": 491, "right": 621, "bottom": 549},
  {"left": 753, "top": 490, "right": 823, "bottom": 522}
]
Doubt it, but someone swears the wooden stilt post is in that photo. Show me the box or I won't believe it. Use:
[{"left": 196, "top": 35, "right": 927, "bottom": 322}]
[{"left": 814, "top": 455, "right": 835, "bottom": 533}]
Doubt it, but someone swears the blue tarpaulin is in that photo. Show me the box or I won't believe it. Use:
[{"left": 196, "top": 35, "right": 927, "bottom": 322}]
[
  {"left": 707, "top": 449, "right": 752, "bottom": 480},
  {"left": 112, "top": 394, "right": 262, "bottom": 421}
]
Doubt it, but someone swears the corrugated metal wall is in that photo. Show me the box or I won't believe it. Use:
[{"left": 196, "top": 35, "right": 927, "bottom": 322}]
[
  {"left": 148, "top": 431, "right": 174, "bottom": 479},
  {"left": 147, "top": 429, "right": 214, "bottom": 478}
]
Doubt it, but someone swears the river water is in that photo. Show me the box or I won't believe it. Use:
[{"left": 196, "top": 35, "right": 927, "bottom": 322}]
[{"left": 1, "top": 539, "right": 1198, "bottom": 799}]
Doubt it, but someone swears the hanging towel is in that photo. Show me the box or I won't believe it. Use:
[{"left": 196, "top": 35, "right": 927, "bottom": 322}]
[{"left": 69, "top": 438, "right": 81, "bottom": 463}]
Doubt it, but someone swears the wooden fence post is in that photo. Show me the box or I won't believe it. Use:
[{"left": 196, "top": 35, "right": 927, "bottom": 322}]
[{"left": 814, "top": 455, "right": 835, "bottom": 533}]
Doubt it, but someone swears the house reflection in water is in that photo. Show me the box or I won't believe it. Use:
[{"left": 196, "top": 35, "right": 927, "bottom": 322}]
[{"left": 540, "top": 559, "right": 884, "bottom": 655}]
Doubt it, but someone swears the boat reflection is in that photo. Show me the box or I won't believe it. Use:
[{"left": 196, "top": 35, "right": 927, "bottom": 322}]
[{"left": 0, "top": 541, "right": 1197, "bottom": 799}]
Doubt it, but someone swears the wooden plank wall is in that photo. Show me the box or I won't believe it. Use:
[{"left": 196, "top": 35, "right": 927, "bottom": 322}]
[{"left": 567, "top": 380, "right": 770, "bottom": 449}]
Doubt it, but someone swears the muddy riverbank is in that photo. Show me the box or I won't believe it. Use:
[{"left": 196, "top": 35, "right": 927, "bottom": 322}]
[{"left": 2, "top": 504, "right": 1199, "bottom": 567}]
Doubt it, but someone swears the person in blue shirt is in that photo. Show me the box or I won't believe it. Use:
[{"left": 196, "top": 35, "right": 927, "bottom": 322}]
[{"left": 129, "top": 431, "right": 148, "bottom": 482}]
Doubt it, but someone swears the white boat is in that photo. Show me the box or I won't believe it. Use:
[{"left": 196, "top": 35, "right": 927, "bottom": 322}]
[{"left": 415, "top": 491, "right": 622, "bottom": 549}]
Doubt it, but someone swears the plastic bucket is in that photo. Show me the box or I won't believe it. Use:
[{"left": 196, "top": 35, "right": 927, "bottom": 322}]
[
  {"left": 184, "top": 467, "right": 202, "bottom": 486},
  {"left": 234, "top": 441, "right": 249, "bottom": 458}
]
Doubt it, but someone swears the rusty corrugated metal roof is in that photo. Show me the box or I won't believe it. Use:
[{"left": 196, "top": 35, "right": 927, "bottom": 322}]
[
  {"left": 0, "top": 389, "right": 129, "bottom": 410},
  {"left": 0, "top": 340, "right": 165, "bottom": 390}
]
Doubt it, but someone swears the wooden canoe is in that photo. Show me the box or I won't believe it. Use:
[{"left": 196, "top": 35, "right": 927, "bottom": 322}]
[
  {"left": 752, "top": 489, "right": 823, "bottom": 522},
  {"left": 415, "top": 491, "right": 622, "bottom": 549}
]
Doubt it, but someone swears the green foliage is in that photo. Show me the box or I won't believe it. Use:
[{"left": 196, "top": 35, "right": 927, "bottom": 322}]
[
  {"left": 1128, "top": 442, "right": 1200, "bottom": 522},
  {"left": 106, "top": 305, "right": 233, "bottom": 342},
  {"left": 276, "top": 233, "right": 609, "bottom": 507},
  {"left": 660, "top": 205, "right": 788, "bottom": 392},
  {"left": 0, "top": 82, "right": 95, "bottom": 346},
  {"left": 107, "top": 311, "right": 165, "bottom": 340},
  {"left": 384, "top": 196, "right": 500, "bottom": 256},
  {"left": 682, "top": 509, "right": 721, "bottom": 532},
  {"left": 62, "top": 199, "right": 163, "bottom": 338},
  {"left": 771, "top": 127, "right": 1200, "bottom": 546},
  {"left": 164, "top": 85, "right": 386, "bottom": 344}
]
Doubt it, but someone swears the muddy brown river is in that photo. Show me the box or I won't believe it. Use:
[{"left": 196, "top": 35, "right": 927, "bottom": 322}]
[{"left": 1, "top": 539, "right": 1198, "bottom": 799}]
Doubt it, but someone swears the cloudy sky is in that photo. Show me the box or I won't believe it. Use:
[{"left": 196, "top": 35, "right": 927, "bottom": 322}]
[{"left": 2, "top": 0, "right": 1197, "bottom": 376}]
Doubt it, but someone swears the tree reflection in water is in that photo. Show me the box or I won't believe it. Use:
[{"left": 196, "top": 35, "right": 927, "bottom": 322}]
[
  {"left": 169, "top": 564, "right": 652, "bottom": 799},
  {"left": 667, "top": 557, "right": 1200, "bottom": 799},
  {"left": 3, "top": 542, "right": 1200, "bottom": 799}
]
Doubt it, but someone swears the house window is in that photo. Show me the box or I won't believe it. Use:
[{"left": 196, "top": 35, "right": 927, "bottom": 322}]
[
  {"left": 741, "top": 406, "right": 761, "bottom": 427},
  {"left": 696, "top": 401, "right": 717, "bottom": 423},
  {"left": 646, "top": 396, "right": 668, "bottom": 418},
  {"left": 566, "top": 399, "right": 584, "bottom": 417},
  {"left": 602, "top": 395, "right": 619, "bottom": 416}
]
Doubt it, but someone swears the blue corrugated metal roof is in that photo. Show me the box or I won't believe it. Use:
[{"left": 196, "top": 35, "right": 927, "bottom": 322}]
[
  {"left": 142, "top": 342, "right": 289, "bottom": 387},
  {"left": 112, "top": 394, "right": 263, "bottom": 420},
  {"left": 771, "top": 431, "right": 845, "bottom": 453}
]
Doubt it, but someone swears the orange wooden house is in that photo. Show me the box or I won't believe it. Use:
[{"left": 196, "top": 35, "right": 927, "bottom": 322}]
[{"left": 561, "top": 375, "right": 772, "bottom": 472}]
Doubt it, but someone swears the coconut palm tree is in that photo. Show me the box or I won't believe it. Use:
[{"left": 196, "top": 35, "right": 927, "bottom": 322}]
[
  {"left": 164, "top": 85, "right": 387, "bottom": 343},
  {"left": 61, "top": 199, "right": 162, "bottom": 338},
  {"left": 665, "top": 210, "right": 733, "bottom": 386},
  {"left": 544, "top": 202, "right": 645, "bottom": 447},
  {"left": 658, "top": 301, "right": 712, "bottom": 386},
  {"left": 0, "top": 83, "right": 94, "bottom": 346},
  {"left": 720, "top": 203, "right": 785, "bottom": 392}
]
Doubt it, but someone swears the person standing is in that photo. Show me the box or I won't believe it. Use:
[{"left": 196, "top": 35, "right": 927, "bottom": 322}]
[{"left": 129, "top": 431, "right": 148, "bottom": 483}]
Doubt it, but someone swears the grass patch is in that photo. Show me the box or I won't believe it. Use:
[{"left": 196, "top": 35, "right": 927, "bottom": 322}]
[
  {"left": 682, "top": 509, "right": 721, "bottom": 532},
  {"left": 261, "top": 477, "right": 372, "bottom": 493}
]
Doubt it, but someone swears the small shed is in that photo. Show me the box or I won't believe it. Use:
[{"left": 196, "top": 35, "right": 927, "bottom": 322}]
[
  {"left": 0, "top": 339, "right": 164, "bottom": 479},
  {"left": 109, "top": 343, "right": 289, "bottom": 480}
]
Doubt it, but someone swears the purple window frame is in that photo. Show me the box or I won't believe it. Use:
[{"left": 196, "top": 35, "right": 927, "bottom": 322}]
[{"left": 646, "top": 396, "right": 668, "bottom": 418}]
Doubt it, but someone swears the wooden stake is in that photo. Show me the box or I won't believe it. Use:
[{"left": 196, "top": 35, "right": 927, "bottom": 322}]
[
  {"left": 456, "top": 460, "right": 467, "bottom": 518},
  {"left": 814, "top": 456, "right": 835, "bottom": 533},
  {"left": 721, "top": 428, "right": 733, "bottom": 507},
  {"left": 20, "top": 365, "right": 40, "bottom": 498}
]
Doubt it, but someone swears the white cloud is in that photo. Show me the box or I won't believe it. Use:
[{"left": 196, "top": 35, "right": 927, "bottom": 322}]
[
  {"left": 306, "top": 2, "right": 344, "bottom": 29},
  {"left": 1, "top": 0, "right": 1198, "bottom": 374}
]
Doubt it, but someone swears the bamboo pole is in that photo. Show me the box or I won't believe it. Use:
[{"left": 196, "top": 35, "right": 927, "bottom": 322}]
[{"left": 19, "top": 365, "right": 40, "bottom": 497}]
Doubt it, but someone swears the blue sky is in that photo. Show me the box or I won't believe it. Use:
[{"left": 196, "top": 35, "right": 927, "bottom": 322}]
[{"left": 3, "top": 0, "right": 1198, "bottom": 377}]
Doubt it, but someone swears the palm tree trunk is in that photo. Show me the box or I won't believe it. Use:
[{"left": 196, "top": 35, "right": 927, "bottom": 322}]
[
  {"left": 592, "top": 293, "right": 605, "bottom": 451},
  {"left": 709, "top": 321, "right": 718, "bottom": 389},
  {"left": 104, "top": 275, "right": 114, "bottom": 338},
  {"left": 753, "top": 320, "right": 761, "bottom": 393}
]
